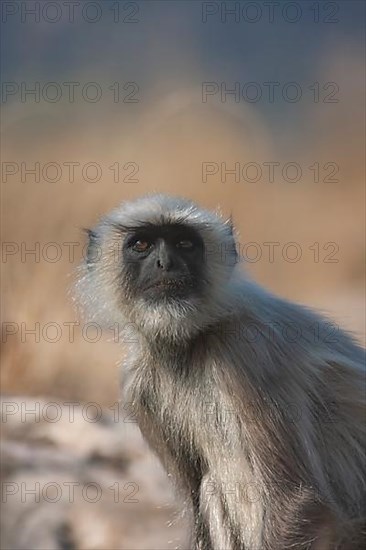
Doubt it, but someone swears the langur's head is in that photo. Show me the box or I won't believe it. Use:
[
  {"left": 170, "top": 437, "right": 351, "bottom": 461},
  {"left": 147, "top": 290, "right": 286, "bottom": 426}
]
[{"left": 77, "top": 194, "right": 238, "bottom": 341}]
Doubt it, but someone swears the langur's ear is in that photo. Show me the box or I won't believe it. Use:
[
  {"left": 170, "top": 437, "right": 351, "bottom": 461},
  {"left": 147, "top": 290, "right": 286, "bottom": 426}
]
[
  {"left": 83, "top": 228, "right": 100, "bottom": 268},
  {"left": 224, "top": 214, "right": 236, "bottom": 238},
  {"left": 224, "top": 215, "right": 239, "bottom": 263},
  {"left": 226, "top": 214, "right": 235, "bottom": 235}
]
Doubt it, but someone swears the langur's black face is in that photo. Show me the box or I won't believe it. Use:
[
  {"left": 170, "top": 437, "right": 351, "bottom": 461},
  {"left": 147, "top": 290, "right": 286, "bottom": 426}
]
[{"left": 122, "top": 223, "right": 206, "bottom": 302}]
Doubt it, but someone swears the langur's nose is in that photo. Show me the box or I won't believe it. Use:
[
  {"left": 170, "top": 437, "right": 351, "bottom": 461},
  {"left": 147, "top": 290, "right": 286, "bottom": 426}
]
[{"left": 156, "top": 246, "right": 173, "bottom": 271}]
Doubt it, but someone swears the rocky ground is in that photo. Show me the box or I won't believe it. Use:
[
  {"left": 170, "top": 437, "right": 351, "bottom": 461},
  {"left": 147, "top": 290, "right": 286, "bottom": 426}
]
[{"left": 0, "top": 396, "right": 188, "bottom": 550}]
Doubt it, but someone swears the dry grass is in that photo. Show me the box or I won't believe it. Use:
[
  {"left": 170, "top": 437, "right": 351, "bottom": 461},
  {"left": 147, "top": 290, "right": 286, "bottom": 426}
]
[{"left": 2, "top": 71, "right": 365, "bottom": 404}]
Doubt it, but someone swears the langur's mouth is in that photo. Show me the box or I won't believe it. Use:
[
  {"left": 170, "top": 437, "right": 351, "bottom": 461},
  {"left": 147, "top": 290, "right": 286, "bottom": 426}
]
[{"left": 144, "top": 278, "right": 193, "bottom": 292}]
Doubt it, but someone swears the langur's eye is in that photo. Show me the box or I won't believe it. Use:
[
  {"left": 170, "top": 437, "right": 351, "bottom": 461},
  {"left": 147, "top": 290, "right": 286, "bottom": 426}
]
[
  {"left": 132, "top": 240, "right": 151, "bottom": 252},
  {"left": 177, "top": 239, "right": 194, "bottom": 249}
]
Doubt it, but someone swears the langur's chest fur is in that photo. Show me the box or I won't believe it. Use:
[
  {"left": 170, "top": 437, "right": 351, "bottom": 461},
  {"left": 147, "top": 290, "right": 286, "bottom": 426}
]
[
  {"left": 129, "top": 337, "right": 243, "bottom": 484},
  {"left": 128, "top": 336, "right": 267, "bottom": 548}
]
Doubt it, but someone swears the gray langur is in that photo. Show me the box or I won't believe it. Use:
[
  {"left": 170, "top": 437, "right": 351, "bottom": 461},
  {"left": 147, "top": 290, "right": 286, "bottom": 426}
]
[{"left": 77, "top": 194, "right": 365, "bottom": 550}]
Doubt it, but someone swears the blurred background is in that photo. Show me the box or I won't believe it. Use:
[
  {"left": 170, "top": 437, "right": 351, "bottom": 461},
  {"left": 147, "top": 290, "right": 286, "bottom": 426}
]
[{"left": 1, "top": 1, "right": 365, "bottom": 548}]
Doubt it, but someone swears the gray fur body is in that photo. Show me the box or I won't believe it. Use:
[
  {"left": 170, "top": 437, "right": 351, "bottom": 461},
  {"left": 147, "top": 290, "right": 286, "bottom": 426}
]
[{"left": 77, "top": 194, "right": 365, "bottom": 549}]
